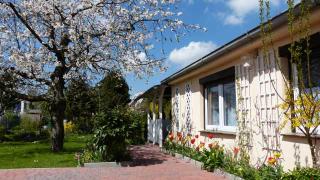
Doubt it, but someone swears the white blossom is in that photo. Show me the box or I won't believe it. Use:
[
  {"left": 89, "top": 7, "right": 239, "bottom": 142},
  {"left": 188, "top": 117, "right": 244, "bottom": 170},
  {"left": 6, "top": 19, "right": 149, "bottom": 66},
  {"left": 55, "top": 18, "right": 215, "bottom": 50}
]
[{"left": 0, "top": 0, "right": 199, "bottom": 97}]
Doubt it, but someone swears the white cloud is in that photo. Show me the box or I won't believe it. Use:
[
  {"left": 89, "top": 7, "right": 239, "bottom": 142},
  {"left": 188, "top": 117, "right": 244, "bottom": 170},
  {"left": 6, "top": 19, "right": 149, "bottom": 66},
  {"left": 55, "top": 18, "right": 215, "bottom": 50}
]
[
  {"left": 169, "top": 41, "right": 218, "bottom": 66},
  {"left": 224, "top": 14, "right": 243, "bottom": 25},
  {"left": 208, "top": 0, "right": 282, "bottom": 25}
]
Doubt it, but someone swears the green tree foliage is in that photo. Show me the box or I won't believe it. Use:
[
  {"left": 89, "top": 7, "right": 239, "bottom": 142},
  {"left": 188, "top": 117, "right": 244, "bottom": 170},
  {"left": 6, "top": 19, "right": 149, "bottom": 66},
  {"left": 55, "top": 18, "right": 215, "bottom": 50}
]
[
  {"left": 65, "top": 78, "right": 95, "bottom": 133},
  {"left": 95, "top": 71, "right": 130, "bottom": 112},
  {"left": 0, "top": 72, "right": 19, "bottom": 112},
  {"left": 0, "top": 72, "right": 19, "bottom": 133}
]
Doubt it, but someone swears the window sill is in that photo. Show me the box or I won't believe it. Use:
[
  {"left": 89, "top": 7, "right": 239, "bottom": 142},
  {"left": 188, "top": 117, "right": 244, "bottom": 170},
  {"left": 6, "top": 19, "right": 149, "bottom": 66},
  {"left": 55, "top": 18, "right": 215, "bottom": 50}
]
[
  {"left": 281, "top": 133, "right": 320, "bottom": 139},
  {"left": 199, "top": 129, "right": 237, "bottom": 136}
]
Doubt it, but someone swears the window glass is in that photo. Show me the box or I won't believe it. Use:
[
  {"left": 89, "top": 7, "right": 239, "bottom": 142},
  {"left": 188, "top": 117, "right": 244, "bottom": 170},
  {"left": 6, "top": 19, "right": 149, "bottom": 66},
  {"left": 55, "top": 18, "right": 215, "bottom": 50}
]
[
  {"left": 205, "top": 78, "right": 236, "bottom": 130},
  {"left": 301, "top": 48, "right": 320, "bottom": 88},
  {"left": 207, "top": 85, "right": 219, "bottom": 125},
  {"left": 223, "top": 82, "right": 237, "bottom": 126}
]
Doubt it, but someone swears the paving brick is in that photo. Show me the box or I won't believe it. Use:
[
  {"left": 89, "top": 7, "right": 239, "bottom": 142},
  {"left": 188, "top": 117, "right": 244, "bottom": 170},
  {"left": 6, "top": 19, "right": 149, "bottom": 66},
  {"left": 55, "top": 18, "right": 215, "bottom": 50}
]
[{"left": 0, "top": 144, "right": 225, "bottom": 180}]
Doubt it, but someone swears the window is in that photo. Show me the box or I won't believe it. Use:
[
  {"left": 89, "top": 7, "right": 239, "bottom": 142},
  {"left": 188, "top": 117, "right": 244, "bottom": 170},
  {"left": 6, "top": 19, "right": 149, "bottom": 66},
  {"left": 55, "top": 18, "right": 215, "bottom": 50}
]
[
  {"left": 279, "top": 33, "right": 320, "bottom": 135},
  {"left": 205, "top": 78, "right": 237, "bottom": 131},
  {"left": 294, "top": 46, "right": 320, "bottom": 135},
  {"left": 300, "top": 47, "right": 320, "bottom": 88}
]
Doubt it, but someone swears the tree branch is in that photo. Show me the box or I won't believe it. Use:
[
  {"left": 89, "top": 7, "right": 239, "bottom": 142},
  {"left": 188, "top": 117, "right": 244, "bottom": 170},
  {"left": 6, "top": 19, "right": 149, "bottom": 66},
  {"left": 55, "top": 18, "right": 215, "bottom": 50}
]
[
  {"left": 0, "top": 83, "right": 47, "bottom": 102},
  {"left": 7, "top": 3, "right": 54, "bottom": 52},
  {"left": 8, "top": 67, "right": 52, "bottom": 87}
]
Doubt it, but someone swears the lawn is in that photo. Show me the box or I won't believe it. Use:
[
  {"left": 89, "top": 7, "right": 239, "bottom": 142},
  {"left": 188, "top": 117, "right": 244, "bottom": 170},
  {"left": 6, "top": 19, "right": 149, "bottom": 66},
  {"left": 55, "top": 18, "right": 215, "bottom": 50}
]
[{"left": 0, "top": 134, "right": 91, "bottom": 169}]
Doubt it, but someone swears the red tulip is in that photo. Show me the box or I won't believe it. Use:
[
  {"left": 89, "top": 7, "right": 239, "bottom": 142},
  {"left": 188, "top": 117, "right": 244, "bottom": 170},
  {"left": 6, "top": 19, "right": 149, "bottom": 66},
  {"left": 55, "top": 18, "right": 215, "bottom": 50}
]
[
  {"left": 169, "top": 134, "right": 174, "bottom": 141},
  {"left": 196, "top": 146, "right": 200, "bottom": 151},
  {"left": 207, "top": 133, "right": 214, "bottom": 139},
  {"left": 177, "top": 132, "right": 182, "bottom": 137},
  {"left": 195, "top": 135, "right": 199, "bottom": 139},
  {"left": 233, "top": 147, "right": 240, "bottom": 155},
  {"left": 191, "top": 138, "right": 196, "bottom": 144}
]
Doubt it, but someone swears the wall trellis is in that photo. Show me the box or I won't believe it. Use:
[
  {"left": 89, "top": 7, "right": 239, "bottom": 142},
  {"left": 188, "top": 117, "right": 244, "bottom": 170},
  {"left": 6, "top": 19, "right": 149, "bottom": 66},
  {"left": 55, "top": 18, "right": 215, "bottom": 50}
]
[
  {"left": 185, "top": 83, "right": 192, "bottom": 134},
  {"left": 236, "top": 61, "right": 253, "bottom": 151},
  {"left": 256, "top": 50, "right": 280, "bottom": 152},
  {"left": 174, "top": 87, "right": 180, "bottom": 131}
]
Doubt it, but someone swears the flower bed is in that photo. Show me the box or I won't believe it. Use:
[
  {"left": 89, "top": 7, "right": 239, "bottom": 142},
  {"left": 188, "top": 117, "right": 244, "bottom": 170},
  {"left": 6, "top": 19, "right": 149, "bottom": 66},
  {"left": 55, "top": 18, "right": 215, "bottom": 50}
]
[
  {"left": 162, "top": 148, "right": 242, "bottom": 180},
  {"left": 163, "top": 131, "right": 320, "bottom": 180}
]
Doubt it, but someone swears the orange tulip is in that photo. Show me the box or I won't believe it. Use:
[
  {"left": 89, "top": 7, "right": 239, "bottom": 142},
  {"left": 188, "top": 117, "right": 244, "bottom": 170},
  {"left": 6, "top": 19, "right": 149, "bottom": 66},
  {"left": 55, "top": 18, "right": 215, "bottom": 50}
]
[{"left": 267, "top": 157, "right": 276, "bottom": 165}]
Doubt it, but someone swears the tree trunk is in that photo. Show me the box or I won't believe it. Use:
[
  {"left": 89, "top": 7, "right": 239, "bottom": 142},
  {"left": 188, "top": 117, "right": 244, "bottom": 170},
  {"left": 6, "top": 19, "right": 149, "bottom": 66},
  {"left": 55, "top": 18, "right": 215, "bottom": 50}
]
[
  {"left": 50, "top": 68, "right": 67, "bottom": 152},
  {"left": 307, "top": 135, "right": 318, "bottom": 167},
  {"left": 51, "top": 99, "right": 66, "bottom": 152}
]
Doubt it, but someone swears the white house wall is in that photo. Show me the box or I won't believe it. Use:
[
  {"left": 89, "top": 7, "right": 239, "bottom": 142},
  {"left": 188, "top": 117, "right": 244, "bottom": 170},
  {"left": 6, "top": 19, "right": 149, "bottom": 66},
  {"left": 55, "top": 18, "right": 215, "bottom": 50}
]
[{"left": 168, "top": 8, "right": 320, "bottom": 170}]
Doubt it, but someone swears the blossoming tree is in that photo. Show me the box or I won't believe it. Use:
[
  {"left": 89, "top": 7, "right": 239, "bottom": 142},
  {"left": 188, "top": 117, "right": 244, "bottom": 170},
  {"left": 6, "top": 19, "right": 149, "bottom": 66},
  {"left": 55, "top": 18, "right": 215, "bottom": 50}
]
[{"left": 0, "top": 0, "right": 199, "bottom": 151}]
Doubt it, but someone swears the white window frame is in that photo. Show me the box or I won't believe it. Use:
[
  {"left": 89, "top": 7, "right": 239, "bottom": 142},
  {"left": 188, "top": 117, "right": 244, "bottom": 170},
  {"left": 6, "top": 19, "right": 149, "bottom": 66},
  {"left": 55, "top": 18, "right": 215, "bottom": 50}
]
[{"left": 205, "top": 83, "right": 236, "bottom": 132}]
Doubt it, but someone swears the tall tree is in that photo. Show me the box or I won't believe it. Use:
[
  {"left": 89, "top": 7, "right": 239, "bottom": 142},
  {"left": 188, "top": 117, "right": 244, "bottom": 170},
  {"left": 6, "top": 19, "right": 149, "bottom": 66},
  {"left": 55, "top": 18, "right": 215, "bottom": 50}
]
[
  {"left": 65, "top": 77, "right": 95, "bottom": 132},
  {"left": 96, "top": 71, "right": 130, "bottom": 112},
  {"left": 0, "top": 0, "right": 198, "bottom": 151}
]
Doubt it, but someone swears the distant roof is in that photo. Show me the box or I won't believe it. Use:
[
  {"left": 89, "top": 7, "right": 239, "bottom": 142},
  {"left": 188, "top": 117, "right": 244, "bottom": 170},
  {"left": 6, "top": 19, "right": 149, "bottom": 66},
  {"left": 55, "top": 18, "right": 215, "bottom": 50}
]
[
  {"left": 161, "top": 2, "right": 320, "bottom": 84},
  {"left": 130, "top": 84, "right": 160, "bottom": 104},
  {"left": 27, "top": 109, "right": 42, "bottom": 114}
]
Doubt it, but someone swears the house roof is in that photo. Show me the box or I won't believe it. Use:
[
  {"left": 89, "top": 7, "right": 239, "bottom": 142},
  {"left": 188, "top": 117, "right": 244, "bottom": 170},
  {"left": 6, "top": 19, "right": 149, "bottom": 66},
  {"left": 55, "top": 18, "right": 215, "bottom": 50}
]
[
  {"left": 130, "top": 84, "right": 161, "bottom": 105},
  {"left": 161, "top": 2, "right": 320, "bottom": 84}
]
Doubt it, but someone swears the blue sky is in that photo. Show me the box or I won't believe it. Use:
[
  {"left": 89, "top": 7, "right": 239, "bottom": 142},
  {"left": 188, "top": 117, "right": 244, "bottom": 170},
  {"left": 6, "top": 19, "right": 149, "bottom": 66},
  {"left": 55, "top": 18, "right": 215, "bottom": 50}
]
[{"left": 126, "top": 0, "right": 289, "bottom": 97}]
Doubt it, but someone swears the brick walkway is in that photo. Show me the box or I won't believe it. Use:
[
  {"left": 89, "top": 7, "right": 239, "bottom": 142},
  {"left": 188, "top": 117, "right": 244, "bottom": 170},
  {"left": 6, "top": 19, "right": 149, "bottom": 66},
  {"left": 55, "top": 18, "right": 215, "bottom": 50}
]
[{"left": 0, "top": 144, "right": 225, "bottom": 180}]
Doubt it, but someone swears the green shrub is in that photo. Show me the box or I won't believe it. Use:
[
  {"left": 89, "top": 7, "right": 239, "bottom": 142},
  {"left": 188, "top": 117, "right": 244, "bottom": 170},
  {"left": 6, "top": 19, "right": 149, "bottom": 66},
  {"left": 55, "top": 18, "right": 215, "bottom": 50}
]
[
  {"left": 88, "top": 109, "right": 130, "bottom": 162},
  {"left": 282, "top": 167, "right": 320, "bottom": 180},
  {"left": 4, "top": 115, "right": 49, "bottom": 141},
  {"left": 127, "top": 111, "right": 147, "bottom": 145},
  {"left": 73, "top": 116, "right": 94, "bottom": 134},
  {"left": 2, "top": 111, "right": 19, "bottom": 130},
  {"left": 84, "top": 107, "right": 147, "bottom": 162},
  {"left": 18, "top": 115, "right": 40, "bottom": 133},
  {"left": 258, "top": 165, "right": 283, "bottom": 180}
]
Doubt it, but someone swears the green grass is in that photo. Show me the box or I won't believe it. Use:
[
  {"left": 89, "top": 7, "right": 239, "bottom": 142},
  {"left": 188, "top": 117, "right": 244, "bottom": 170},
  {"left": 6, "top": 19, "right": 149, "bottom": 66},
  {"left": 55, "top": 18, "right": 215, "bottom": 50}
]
[{"left": 0, "top": 134, "right": 91, "bottom": 169}]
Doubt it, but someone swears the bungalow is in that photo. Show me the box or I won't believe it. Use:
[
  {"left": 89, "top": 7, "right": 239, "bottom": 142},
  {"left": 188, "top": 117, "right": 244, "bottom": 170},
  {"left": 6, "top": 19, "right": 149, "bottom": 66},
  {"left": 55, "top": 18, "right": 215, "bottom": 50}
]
[{"left": 137, "top": 3, "right": 320, "bottom": 170}]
